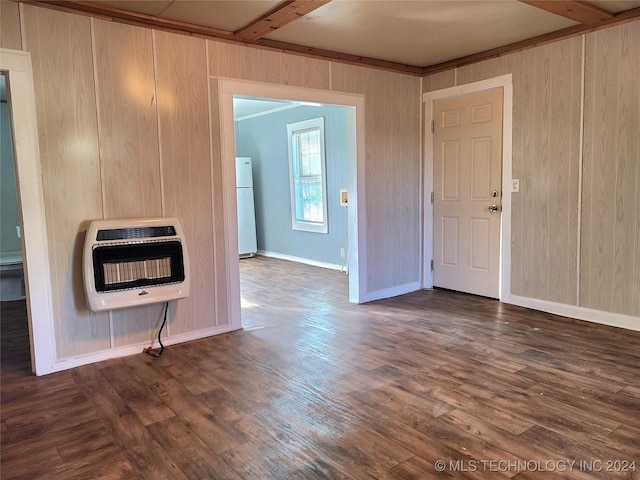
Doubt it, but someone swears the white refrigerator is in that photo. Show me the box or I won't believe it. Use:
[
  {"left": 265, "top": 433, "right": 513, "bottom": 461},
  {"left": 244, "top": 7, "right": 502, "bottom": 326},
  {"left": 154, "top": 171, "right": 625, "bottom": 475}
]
[{"left": 236, "top": 157, "right": 257, "bottom": 257}]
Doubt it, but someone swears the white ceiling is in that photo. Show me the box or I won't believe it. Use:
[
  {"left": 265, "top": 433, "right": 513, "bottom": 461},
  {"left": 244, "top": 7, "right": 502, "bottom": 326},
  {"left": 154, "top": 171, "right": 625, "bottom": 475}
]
[
  {"left": 72, "top": 1, "right": 640, "bottom": 69},
  {"left": 100, "top": 0, "right": 284, "bottom": 31},
  {"left": 233, "top": 97, "right": 297, "bottom": 121},
  {"left": 266, "top": 1, "right": 579, "bottom": 66}
]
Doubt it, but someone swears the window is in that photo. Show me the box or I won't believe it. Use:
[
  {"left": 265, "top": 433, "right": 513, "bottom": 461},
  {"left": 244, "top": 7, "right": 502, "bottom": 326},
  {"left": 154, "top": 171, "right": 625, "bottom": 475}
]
[{"left": 287, "top": 117, "right": 328, "bottom": 233}]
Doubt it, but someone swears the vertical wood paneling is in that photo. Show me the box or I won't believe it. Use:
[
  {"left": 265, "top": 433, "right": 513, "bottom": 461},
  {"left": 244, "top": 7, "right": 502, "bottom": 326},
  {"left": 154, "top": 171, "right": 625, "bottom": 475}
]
[
  {"left": 22, "top": 5, "right": 109, "bottom": 357},
  {"left": 501, "top": 51, "right": 526, "bottom": 298},
  {"left": 21, "top": 4, "right": 639, "bottom": 367},
  {"left": 208, "top": 40, "right": 331, "bottom": 90},
  {"left": 530, "top": 46, "right": 551, "bottom": 300},
  {"left": 422, "top": 70, "right": 455, "bottom": 93},
  {"left": 208, "top": 80, "right": 229, "bottom": 326},
  {"left": 513, "top": 48, "right": 537, "bottom": 299},
  {"left": 92, "top": 19, "right": 163, "bottom": 346},
  {"left": 154, "top": 31, "right": 217, "bottom": 333},
  {"left": 282, "top": 53, "right": 331, "bottom": 90},
  {"left": 210, "top": 42, "right": 281, "bottom": 84},
  {"left": 617, "top": 22, "right": 640, "bottom": 317},
  {"left": 452, "top": 38, "right": 582, "bottom": 306},
  {"left": 582, "top": 29, "right": 617, "bottom": 313},
  {"left": 634, "top": 24, "right": 640, "bottom": 317},
  {"left": 456, "top": 57, "right": 507, "bottom": 86},
  {"left": 520, "top": 40, "right": 581, "bottom": 305},
  {"left": 582, "top": 22, "right": 640, "bottom": 316},
  {"left": 92, "top": 19, "right": 162, "bottom": 219},
  {"left": 0, "top": 0, "right": 22, "bottom": 50},
  {"left": 547, "top": 40, "right": 581, "bottom": 304},
  {"left": 331, "top": 64, "right": 421, "bottom": 292}
]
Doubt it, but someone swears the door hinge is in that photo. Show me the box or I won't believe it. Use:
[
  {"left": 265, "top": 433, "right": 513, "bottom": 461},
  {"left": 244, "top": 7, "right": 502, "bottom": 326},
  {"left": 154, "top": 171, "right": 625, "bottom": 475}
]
[
  {"left": 430, "top": 259, "right": 434, "bottom": 271},
  {"left": 431, "top": 120, "right": 435, "bottom": 133},
  {"left": 431, "top": 191, "right": 435, "bottom": 204}
]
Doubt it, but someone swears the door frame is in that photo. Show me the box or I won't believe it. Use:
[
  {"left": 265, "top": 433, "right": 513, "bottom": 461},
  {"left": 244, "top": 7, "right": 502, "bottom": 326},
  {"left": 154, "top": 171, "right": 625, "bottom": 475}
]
[
  {"left": 1, "top": 49, "right": 57, "bottom": 375},
  {"left": 423, "top": 74, "right": 513, "bottom": 301},
  {"left": 218, "top": 79, "right": 367, "bottom": 329}
]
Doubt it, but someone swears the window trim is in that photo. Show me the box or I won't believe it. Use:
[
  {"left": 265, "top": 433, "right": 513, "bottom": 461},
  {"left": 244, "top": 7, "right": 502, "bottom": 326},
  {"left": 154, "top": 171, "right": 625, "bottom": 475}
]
[{"left": 287, "top": 117, "right": 328, "bottom": 234}]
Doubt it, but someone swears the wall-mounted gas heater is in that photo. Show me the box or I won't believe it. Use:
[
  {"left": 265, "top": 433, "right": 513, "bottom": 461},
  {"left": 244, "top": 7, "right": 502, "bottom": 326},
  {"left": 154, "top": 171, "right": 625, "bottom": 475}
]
[{"left": 83, "top": 218, "right": 190, "bottom": 312}]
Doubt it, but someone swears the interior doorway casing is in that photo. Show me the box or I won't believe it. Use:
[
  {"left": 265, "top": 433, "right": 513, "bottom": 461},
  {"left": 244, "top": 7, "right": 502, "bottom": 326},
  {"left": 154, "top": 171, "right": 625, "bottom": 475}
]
[
  {"left": 219, "top": 79, "right": 366, "bottom": 328},
  {"left": 423, "top": 74, "right": 513, "bottom": 302},
  {"left": 1, "top": 48, "right": 57, "bottom": 375}
]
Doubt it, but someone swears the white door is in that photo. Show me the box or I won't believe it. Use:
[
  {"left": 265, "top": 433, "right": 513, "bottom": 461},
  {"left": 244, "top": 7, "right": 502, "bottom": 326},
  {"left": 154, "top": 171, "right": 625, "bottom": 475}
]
[{"left": 433, "top": 88, "right": 503, "bottom": 298}]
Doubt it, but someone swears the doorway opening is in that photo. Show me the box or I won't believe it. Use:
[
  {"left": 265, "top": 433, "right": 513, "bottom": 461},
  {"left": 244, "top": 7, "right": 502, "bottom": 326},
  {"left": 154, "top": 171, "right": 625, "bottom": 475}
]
[
  {"left": 232, "top": 96, "right": 354, "bottom": 329},
  {"left": 219, "top": 80, "right": 366, "bottom": 329},
  {"left": 423, "top": 74, "right": 513, "bottom": 302},
  {"left": 0, "top": 72, "right": 30, "bottom": 373},
  {"left": 2, "top": 49, "right": 56, "bottom": 376}
]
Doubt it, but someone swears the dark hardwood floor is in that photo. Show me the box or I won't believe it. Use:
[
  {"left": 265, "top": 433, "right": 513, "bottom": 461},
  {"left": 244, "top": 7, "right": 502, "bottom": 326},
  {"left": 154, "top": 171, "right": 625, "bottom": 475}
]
[{"left": 2, "top": 256, "right": 639, "bottom": 479}]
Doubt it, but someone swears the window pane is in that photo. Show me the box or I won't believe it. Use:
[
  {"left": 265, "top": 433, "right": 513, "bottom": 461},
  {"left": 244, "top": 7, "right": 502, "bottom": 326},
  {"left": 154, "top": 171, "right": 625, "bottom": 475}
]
[
  {"left": 295, "top": 177, "right": 323, "bottom": 223},
  {"left": 294, "top": 129, "right": 322, "bottom": 178},
  {"left": 288, "top": 117, "right": 327, "bottom": 233},
  {"left": 309, "top": 154, "right": 321, "bottom": 176}
]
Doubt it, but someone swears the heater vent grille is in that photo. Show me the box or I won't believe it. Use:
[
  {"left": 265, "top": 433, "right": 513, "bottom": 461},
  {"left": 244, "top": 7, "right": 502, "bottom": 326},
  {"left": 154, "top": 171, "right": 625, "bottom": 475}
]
[
  {"left": 103, "top": 257, "right": 171, "bottom": 286},
  {"left": 83, "top": 218, "right": 190, "bottom": 311},
  {"left": 96, "top": 225, "right": 176, "bottom": 241},
  {"left": 92, "top": 240, "right": 185, "bottom": 293}
]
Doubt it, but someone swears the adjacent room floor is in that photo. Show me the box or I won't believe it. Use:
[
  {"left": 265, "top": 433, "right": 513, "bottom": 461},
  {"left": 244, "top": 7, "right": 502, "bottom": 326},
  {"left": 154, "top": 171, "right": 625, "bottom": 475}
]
[{"left": 1, "top": 257, "right": 639, "bottom": 479}]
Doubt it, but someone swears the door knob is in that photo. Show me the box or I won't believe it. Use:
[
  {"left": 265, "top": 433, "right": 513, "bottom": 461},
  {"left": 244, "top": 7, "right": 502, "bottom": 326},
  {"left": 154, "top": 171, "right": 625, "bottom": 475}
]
[{"left": 488, "top": 204, "right": 499, "bottom": 214}]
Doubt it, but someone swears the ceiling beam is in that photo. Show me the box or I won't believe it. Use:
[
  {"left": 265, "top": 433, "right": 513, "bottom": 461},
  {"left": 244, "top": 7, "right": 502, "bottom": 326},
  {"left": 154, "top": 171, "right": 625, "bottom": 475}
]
[
  {"left": 422, "top": 6, "right": 640, "bottom": 75},
  {"left": 519, "top": 0, "right": 614, "bottom": 25},
  {"left": 233, "top": 0, "right": 332, "bottom": 42}
]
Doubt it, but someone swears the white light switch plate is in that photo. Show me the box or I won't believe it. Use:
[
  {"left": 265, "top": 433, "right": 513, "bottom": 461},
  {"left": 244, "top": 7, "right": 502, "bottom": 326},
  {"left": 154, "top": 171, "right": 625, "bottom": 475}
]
[{"left": 511, "top": 179, "right": 520, "bottom": 193}]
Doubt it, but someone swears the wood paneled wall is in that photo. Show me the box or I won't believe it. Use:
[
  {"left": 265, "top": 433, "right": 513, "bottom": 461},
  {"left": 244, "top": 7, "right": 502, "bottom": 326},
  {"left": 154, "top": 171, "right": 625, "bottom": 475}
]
[
  {"left": 423, "top": 23, "right": 640, "bottom": 317},
  {"left": 331, "top": 64, "right": 422, "bottom": 292},
  {"left": 11, "top": 3, "right": 639, "bottom": 365},
  {"left": 207, "top": 81, "right": 229, "bottom": 327},
  {"left": 208, "top": 41, "right": 331, "bottom": 90},
  {"left": 16, "top": 5, "right": 422, "bottom": 361},
  {"left": 92, "top": 19, "right": 164, "bottom": 346},
  {"left": 510, "top": 40, "right": 582, "bottom": 307},
  {"left": 20, "top": 6, "right": 229, "bottom": 359},
  {"left": 92, "top": 20, "right": 162, "bottom": 220},
  {"left": 154, "top": 31, "right": 217, "bottom": 334},
  {"left": 207, "top": 41, "right": 422, "bottom": 293},
  {"left": 22, "top": 6, "right": 110, "bottom": 356},
  {"left": 0, "top": 0, "right": 22, "bottom": 50},
  {"left": 581, "top": 23, "right": 640, "bottom": 317}
]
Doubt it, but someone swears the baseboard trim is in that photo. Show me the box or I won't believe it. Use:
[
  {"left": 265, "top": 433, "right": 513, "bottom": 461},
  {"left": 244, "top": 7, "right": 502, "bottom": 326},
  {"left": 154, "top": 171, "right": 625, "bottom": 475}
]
[
  {"left": 49, "top": 323, "right": 241, "bottom": 373},
  {"left": 360, "top": 281, "right": 422, "bottom": 303},
  {"left": 256, "top": 250, "right": 343, "bottom": 271},
  {"left": 509, "top": 295, "right": 640, "bottom": 332}
]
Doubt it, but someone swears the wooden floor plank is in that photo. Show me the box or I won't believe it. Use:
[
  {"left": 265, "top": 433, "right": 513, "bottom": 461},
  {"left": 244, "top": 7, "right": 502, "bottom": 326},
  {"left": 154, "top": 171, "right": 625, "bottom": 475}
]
[
  {"left": 2, "top": 256, "right": 639, "bottom": 479},
  {"left": 148, "top": 378, "right": 249, "bottom": 454},
  {"left": 516, "top": 425, "right": 637, "bottom": 479},
  {"left": 79, "top": 378, "right": 155, "bottom": 449},
  {"left": 146, "top": 416, "right": 244, "bottom": 480},
  {"left": 125, "top": 439, "right": 191, "bottom": 480}
]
